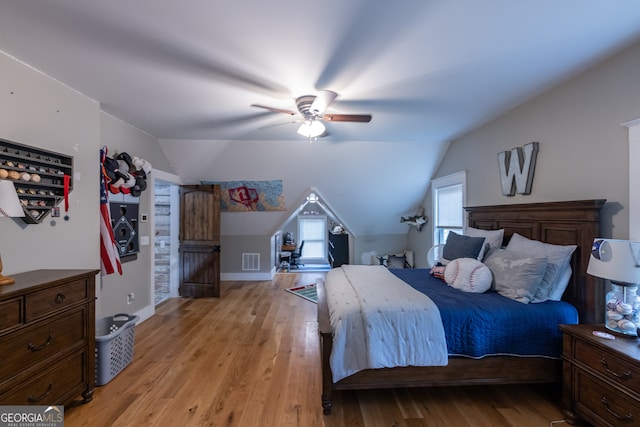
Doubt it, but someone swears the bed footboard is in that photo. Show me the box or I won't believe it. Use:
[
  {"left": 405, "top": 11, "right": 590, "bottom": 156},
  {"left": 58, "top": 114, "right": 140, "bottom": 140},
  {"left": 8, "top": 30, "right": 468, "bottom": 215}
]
[{"left": 316, "top": 278, "right": 334, "bottom": 414}]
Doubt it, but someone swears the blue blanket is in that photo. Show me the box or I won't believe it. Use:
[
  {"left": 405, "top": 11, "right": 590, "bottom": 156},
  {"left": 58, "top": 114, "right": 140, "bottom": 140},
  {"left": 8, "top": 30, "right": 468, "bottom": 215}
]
[{"left": 391, "top": 269, "right": 578, "bottom": 358}]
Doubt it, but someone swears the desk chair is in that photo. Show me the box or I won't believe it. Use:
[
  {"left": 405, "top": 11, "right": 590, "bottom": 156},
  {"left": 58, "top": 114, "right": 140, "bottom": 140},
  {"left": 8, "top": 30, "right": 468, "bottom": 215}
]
[{"left": 290, "top": 241, "right": 305, "bottom": 269}]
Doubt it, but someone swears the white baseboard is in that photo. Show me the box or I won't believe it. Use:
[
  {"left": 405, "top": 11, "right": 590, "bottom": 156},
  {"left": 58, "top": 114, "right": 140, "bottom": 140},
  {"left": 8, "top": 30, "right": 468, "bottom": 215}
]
[
  {"left": 221, "top": 270, "right": 276, "bottom": 281},
  {"left": 133, "top": 304, "right": 155, "bottom": 324}
]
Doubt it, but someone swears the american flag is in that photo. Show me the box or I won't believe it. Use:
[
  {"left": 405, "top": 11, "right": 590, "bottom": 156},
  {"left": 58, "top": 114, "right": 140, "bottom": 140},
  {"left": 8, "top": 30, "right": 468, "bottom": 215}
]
[{"left": 100, "top": 148, "right": 122, "bottom": 276}]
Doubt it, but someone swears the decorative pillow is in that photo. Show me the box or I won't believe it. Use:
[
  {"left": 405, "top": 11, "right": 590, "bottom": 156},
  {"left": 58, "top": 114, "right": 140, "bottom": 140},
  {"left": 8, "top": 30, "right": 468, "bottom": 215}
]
[
  {"left": 506, "top": 233, "right": 577, "bottom": 303},
  {"left": 444, "top": 258, "right": 492, "bottom": 293},
  {"left": 483, "top": 249, "right": 548, "bottom": 303},
  {"left": 465, "top": 227, "right": 505, "bottom": 259},
  {"left": 442, "top": 232, "right": 486, "bottom": 262},
  {"left": 429, "top": 265, "right": 446, "bottom": 280},
  {"left": 548, "top": 265, "right": 572, "bottom": 301},
  {"left": 404, "top": 250, "right": 415, "bottom": 268},
  {"left": 386, "top": 254, "right": 407, "bottom": 269},
  {"left": 378, "top": 251, "right": 413, "bottom": 268}
]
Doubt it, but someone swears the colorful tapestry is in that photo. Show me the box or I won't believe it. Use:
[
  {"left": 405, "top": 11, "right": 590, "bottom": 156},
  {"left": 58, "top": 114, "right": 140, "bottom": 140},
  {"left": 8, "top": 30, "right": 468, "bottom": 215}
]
[{"left": 201, "top": 180, "right": 286, "bottom": 212}]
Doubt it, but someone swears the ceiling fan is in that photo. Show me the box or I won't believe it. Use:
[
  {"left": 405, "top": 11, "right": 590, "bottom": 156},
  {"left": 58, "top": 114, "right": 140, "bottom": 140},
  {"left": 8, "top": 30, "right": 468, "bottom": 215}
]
[{"left": 251, "top": 90, "right": 372, "bottom": 138}]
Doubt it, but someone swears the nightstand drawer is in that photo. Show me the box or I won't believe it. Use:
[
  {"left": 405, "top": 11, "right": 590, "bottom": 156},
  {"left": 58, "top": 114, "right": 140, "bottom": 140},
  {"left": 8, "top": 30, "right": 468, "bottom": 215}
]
[
  {"left": 26, "top": 278, "right": 88, "bottom": 321},
  {"left": 0, "top": 297, "right": 23, "bottom": 333},
  {"left": 0, "top": 351, "right": 85, "bottom": 405},
  {"left": 0, "top": 308, "right": 86, "bottom": 383},
  {"left": 575, "top": 339, "right": 640, "bottom": 391},
  {"left": 575, "top": 369, "right": 639, "bottom": 427}
]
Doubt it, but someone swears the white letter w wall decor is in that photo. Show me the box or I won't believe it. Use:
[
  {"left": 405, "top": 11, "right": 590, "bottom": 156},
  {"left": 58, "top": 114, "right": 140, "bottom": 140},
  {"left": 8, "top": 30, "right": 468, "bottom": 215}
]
[{"left": 497, "top": 142, "right": 539, "bottom": 196}]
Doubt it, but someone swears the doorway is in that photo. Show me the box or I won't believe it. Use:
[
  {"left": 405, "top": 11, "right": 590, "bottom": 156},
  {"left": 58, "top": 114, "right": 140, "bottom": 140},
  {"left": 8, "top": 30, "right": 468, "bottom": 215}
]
[{"left": 153, "top": 178, "right": 180, "bottom": 305}]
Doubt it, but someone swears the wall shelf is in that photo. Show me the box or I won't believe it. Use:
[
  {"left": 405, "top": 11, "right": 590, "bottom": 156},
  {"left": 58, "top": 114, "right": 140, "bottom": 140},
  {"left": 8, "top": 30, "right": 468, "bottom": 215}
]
[{"left": 0, "top": 138, "right": 73, "bottom": 223}]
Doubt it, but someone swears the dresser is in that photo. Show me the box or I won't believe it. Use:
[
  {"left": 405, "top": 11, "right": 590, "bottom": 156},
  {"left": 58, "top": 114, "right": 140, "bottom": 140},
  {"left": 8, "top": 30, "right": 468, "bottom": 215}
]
[
  {"left": 561, "top": 324, "right": 640, "bottom": 426},
  {"left": 328, "top": 232, "right": 348, "bottom": 268},
  {"left": 0, "top": 269, "right": 98, "bottom": 406}
]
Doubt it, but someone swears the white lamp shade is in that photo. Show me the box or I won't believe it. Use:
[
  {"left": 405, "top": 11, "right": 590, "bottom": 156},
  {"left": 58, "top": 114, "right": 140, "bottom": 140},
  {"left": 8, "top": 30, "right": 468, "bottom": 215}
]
[
  {"left": 587, "top": 239, "right": 640, "bottom": 285},
  {"left": 297, "top": 120, "right": 326, "bottom": 138},
  {"left": 0, "top": 180, "right": 24, "bottom": 217}
]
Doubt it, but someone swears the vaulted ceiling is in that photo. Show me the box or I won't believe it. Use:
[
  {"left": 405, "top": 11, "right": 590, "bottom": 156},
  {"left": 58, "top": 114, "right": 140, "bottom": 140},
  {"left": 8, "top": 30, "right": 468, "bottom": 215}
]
[{"left": 1, "top": 1, "right": 640, "bottom": 235}]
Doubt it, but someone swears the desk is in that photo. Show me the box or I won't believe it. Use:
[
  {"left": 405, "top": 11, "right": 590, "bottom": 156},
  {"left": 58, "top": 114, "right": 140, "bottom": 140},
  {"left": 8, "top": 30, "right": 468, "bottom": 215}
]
[
  {"left": 282, "top": 244, "right": 296, "bottom": 251},
  {"left": 279, "top": 251, "right": 292, "bottom": 264}
]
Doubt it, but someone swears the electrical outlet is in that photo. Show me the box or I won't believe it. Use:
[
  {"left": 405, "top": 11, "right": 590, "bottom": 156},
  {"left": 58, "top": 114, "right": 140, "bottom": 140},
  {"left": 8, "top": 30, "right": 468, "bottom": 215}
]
[{"left": 127, "top": 293, "right": 135, "bottom": 304}]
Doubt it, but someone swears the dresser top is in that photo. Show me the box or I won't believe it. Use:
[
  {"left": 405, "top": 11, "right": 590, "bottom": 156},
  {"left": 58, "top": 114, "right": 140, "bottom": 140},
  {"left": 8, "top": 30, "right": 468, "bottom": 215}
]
[{"left": 0, "top": 269, "right": 99, "bottom": 298}]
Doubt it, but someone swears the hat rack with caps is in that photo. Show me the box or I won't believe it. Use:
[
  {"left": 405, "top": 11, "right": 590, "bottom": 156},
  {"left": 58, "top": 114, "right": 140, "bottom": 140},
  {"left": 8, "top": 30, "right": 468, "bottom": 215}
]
[
  {"left": 0, "top": 138, "right": 73, "bottom": 224},
  {"left": 100, "top": 148, "right": 151, "bottom": 198}
]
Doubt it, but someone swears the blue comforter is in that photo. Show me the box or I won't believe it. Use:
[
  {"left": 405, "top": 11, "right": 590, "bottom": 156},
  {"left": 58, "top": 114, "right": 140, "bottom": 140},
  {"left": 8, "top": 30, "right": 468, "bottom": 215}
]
[{"left": 390, "top": 268, "right": 578, "bottom": 358}]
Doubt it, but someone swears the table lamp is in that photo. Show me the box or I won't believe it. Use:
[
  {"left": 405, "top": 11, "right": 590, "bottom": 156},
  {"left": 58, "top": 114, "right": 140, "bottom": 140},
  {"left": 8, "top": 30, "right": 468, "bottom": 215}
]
[
  {"left": 0, "top": 180, "right": 25, "bottom": 285},
  {"left": 587, "top": 239, "right": 640, "bottom": 336}
]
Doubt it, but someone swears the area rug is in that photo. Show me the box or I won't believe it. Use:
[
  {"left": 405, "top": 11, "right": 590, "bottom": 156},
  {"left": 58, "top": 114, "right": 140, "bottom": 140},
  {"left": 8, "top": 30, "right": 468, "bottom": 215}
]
[
  {"left": 285, "top": 283, "right": 317, "bottom": 303},
  {"left": 291, "top": 264, "right": 331, "bottom": 272}
]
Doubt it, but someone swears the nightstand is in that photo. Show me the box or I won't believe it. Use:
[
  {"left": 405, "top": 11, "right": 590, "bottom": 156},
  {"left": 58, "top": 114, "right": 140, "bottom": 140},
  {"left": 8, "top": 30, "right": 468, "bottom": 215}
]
[{"left": 560, "top": 324, "right": 640, "bottom": 426}]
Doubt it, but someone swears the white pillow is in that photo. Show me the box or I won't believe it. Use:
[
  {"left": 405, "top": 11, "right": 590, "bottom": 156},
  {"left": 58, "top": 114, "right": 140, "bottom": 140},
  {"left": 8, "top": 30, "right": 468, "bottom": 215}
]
[
  {"left": 506, "top": 233, "right": 576, "bottom": 303},
  {"left": 465, "top": 227, "right": 505, "bottom": 260},
  {"left": 548, "top": 265, "right": 572, "bottom": 301},
  {"left": 465, "top": 227, "right": 504, "bottom": 251},
  {"left": 444, "top": 258, "right": 492, "bottom": 293}
]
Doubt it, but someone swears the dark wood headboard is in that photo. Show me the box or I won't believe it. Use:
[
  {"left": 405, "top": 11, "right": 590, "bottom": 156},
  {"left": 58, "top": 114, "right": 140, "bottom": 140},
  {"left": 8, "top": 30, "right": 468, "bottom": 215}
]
[{"left": 465, "top": 199, "right": 606, "bottom": 324}]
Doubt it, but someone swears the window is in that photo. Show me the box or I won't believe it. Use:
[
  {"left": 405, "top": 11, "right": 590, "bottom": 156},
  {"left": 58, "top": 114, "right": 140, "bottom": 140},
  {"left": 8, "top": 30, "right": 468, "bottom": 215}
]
[
  {"left": 431, "top": 171, "right": 466, "bottom": 246},
  {"left": 298, "top": 215, "right": 327, "bottom": 261}
]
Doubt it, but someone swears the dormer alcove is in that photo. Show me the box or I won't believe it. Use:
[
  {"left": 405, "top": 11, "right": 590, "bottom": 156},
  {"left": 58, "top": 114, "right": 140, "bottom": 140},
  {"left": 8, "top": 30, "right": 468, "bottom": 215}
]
[{"left": 272, "top": 187, "right": 352, "bottom": 269}]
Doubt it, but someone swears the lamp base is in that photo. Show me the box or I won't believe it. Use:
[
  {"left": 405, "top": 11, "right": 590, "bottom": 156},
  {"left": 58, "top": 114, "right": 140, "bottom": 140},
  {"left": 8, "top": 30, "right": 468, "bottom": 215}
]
[
  {"left": 605, "top": 284, "right": 640, "bottom": 337},
  {"left": 0, "top": 274, "right": 15, "bottom": 286}
]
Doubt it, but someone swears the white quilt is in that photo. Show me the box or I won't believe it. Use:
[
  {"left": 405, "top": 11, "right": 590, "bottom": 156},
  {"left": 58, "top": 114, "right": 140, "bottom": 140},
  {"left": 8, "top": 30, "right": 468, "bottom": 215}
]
[{"left": 325, "top": 265, "right": 448, "bottom": 382}]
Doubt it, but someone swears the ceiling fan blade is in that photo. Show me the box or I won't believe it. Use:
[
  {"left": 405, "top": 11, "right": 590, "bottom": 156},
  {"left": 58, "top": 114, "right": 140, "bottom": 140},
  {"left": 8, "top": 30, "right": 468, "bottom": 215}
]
[
  {"left": 322, "top": 114, "right": 372, "bottom": 123},
  {"left": 309, "top": 90, "right": 338, "bottom": 115},
  {"left": 251, "top": 104, "right": 297, "bottom": 116}
]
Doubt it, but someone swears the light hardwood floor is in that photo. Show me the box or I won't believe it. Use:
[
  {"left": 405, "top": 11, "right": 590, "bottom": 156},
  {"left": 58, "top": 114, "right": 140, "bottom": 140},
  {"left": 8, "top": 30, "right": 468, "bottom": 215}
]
[{"left": 66, "top": 272, "right": 569, "bottom": 427}]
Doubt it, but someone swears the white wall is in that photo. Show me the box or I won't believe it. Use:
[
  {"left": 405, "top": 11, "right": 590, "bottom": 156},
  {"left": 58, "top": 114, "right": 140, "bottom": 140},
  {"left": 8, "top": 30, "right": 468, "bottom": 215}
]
[
  {"left": 0, "top": 51, "right": 176, "bottom": 322},
  {"left": 0, "top": 52, "right": 100, "bottom": 274},
  {"left": 625, "top": 118, "right": 640, "bottom": 240},
  {"left": 98, "top": 112, "right": 176, "bottom": 320},
  {"left": 417, "top": 40, "right": 640, "bottom": 261},
  {"left": 158, "top": 138, "right": 439, "bottom": 269}
]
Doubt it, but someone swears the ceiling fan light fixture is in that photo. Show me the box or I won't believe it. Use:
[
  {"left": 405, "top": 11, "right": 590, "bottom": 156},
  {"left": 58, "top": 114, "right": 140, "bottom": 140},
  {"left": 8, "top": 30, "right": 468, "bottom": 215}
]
[
  {"left": 297, "top": 120, "right": 325, "bottom": 138},
  {"left": 251, "top": 90, "right": 371, "bottom": 139}
]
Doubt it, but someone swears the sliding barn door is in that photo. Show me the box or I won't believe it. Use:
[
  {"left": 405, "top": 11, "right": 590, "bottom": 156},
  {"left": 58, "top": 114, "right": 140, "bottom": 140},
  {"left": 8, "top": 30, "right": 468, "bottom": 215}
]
[{"left": 179, "top": 185, "right": 221, "bottom": 298}]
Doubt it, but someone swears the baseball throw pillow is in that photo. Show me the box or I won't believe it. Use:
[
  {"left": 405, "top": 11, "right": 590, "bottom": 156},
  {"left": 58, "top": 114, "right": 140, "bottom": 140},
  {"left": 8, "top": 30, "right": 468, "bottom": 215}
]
[{"left": 444, "top": 258, "right": 492, "bottom": 293}]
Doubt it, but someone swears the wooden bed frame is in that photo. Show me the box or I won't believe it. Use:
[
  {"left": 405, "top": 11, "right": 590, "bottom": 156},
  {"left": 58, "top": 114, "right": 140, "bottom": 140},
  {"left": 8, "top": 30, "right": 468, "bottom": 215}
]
[{"left": 317, "top": 199, "right": 606, "bottom": 415}]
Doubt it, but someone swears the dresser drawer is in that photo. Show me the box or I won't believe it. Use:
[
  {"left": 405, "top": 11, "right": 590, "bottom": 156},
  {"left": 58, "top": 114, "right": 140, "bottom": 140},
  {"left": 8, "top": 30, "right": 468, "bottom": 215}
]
[
  {"left": 574, "top": 339, "right": 640, "bottom": 392},
  {"left": 0, "top": 351, "right": 86, "bottom": 405},
  {"left": 0, "top": 308, "right": 86, "bottom": 383},
  {"left": 575, "top": 369, "right": 640, "bottom": 427},
  {"left": 26, "top": 278, "right": 88, "bottom": 321},
  {"left": 0, "top": 297, "right": 22, "bottom": 333}
]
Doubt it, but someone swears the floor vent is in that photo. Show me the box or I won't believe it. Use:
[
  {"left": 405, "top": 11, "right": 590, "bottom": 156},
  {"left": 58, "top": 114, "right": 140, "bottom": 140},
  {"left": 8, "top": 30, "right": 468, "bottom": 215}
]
[{"left": 242, "top": 253, "right": 260, "bottom": 271}]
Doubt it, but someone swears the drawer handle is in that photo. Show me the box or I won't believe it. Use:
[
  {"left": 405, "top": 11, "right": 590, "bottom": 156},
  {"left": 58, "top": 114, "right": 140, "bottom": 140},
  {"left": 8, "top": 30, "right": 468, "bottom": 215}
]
[
  {"left": 27, "top": 383, "right": 53, "bottom": 403},
  {"left": 27, "top": 333, "right": 54, "bottom": 352},
  {"left": 601, "top": 358, "right": 632, "bottom": 380},
  {"left": 55, "top": 292, "right": 66, "bottom": 304},
  {"left": 601, "top": 397, "right": 633, "bottom": 422}
]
